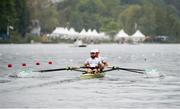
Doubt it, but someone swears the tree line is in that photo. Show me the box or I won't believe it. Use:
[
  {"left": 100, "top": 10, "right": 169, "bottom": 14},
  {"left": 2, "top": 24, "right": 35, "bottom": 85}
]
[{"left": 0, "top": 0, "right": 180, "bottom": 43}]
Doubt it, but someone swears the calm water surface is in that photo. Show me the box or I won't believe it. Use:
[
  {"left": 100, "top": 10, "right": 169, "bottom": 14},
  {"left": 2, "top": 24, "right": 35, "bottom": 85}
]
[{"left": 0, "top": 44, "right": 180, "bottom": 108}]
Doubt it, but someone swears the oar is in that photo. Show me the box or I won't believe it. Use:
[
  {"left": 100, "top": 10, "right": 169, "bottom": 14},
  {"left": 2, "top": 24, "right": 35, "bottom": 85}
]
[
  {"left": 35, "top": 67, "right": 85, "bottom": 73},
  {"left": 108, "top": 66, "right": 145, "bottom": 71},
  {"left": 35, "top": 68, "right": 68, "bottom": 72},
  {"left": 106, "top": 66, "right": 145, "bottom": 74},
  {"left": 118, "top": 69, "right": 144, "bottom": 74}
]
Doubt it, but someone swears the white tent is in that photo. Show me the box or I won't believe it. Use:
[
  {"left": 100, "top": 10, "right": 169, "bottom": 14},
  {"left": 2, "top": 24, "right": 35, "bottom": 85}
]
[
  {"left": 52, "top": 27, "right": 68, "bottom": 35},
  {"left": 68, "top": 28, "right": 79, "bottom": 39},
  {"left": 61, "top": 28, "right": 70, "bottom": 39},
  {"left": 49, "top": 27, "right": 110, "bottom": 43},
  {"left": 50, "top": 27, "right": 68, "bottom": 39},
  {"left": 79, "top": 28, "right": 87, "bottom": 40},
  {"left": 50, "top": 27, "right": 79, "bottom": 40},
  {"left": 115, "top": 29, "right": 129, "bottom": 38},
  {"left": 86, "top": 29, "right": 93, "bottom": 40},
  {"left": 131, "top": 30, "right": 145, "bottom": 42},
  {"left": 91, "top": 29, "right": 99, "bottom": 40},
  {"left": 114, "top": 29, "right": 129, "bottom": 43},
  {"left": 99, "top": 32, "right": 110, "bottom": 41}
]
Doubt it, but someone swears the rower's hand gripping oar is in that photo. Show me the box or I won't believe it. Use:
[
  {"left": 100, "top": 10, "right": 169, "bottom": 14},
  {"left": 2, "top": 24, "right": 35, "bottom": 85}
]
[{"left": 35, "top": 66, "right": 86, "bottom": 73}]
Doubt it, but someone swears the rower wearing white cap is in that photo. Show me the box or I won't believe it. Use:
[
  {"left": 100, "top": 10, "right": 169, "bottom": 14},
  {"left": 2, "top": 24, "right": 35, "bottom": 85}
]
[
  {"left": 94, "top": 49, "right": 108, "bottom": 69},
  {"left": 84, "top": 50, "right": 102, "bottom": 74}
]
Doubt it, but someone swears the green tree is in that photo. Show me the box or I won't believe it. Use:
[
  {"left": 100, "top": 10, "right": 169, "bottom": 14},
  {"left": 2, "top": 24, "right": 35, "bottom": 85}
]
[
  {"left": 39, "top": 6, "right": 59, "bottom": 33},
  {"left": 0, "top": 0, "right": 16, "bottom": 35},
  {"left": 27, "top": 0, "right": 60, "bottom": 33},
  {"left": 138, "top": 1, "right": 157, "bottom": 35},
  {"left": 119, "top": 5, "right": 142, "bottom": 34},
  {"left": 15, "top": 0, "right": 30, "bottom": 37},
  {"left": 100, "top": 19, "right": 120, "bottom": 38}
]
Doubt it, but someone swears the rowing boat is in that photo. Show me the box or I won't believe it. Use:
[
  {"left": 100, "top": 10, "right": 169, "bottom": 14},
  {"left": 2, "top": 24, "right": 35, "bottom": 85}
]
[{"left": 80, "top": 72, "right": 105, "bottom": 79}]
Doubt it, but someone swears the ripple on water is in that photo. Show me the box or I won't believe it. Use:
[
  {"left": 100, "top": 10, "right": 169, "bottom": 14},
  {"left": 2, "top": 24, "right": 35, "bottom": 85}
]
[{"left": 0, "top": 78, "right": 11, "bottom": 83}]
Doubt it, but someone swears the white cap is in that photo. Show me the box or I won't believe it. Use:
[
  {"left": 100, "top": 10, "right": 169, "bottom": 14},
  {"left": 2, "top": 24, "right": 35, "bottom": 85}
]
[
  {"left": 90, "top": 50, "right": 96, "bottom": 53},
  {"left": 94, "top": 49, "right": 99, "bottom": 53}
]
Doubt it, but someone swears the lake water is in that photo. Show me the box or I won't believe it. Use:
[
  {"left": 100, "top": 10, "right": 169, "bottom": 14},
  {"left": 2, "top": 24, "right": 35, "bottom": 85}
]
[{"left": 0, "top": 44, "right": 180, "bottom": 108}]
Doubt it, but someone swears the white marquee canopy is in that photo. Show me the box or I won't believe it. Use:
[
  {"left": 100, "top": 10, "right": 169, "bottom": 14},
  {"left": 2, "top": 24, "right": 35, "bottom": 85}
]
[
  {"left": 114, "top": 29, "right": 129, "bottom": 41},
  {"left": 49, "top": 27, "right": 110, "bottom": 42}
]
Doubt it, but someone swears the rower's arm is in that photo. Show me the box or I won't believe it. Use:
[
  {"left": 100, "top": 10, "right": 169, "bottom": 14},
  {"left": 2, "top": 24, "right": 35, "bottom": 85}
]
[
  {"left": 84, "top": 62, "right": 90, "bottom": 68},
  {"left": 100, "top": 57, "right": 108, "bottom": 67},
  {"left": 103, "top": 61, "right": 108, "bottom": 67}
]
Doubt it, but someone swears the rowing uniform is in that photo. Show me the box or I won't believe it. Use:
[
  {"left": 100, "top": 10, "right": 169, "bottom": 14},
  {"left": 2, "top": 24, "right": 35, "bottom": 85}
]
[
  {"left": 97, "top": 56, "right": 106, "bottom": 63},
  {"left": 85, "top": 58, "right": 101, "bottom": 68},
  {"left": 84, "top": 58, "right": 102, "bottom": 73}
]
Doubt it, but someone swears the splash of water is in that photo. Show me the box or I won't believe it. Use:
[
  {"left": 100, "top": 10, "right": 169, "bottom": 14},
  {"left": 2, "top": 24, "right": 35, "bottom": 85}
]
[
  {"left": 0, "top": 77, "right": 11, "bottom": 83},
  {"left": 144, "top": 68, "right": 164, "bottom": 78},
  {"left": 8, "top": 69, "right": 38, "bottom": 78}
]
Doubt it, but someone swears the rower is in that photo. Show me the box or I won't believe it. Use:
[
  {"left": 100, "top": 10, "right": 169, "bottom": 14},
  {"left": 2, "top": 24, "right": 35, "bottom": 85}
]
[
  {"left": 94, "top": 49, "right": 108, "bottom": 69},
  {"left": 84, "top": 50, "right": 102, "bottom": 74}
]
